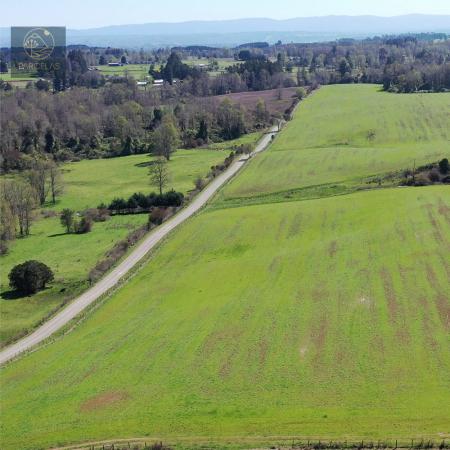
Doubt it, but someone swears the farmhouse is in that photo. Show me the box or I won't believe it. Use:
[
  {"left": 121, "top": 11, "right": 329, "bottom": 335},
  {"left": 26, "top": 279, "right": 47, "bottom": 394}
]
[
  {"left": 153, "top": 79, "right": 164, "bottom": 85},
  {"left": 108, "top": 62, "right": 122, "bottom": 67}
]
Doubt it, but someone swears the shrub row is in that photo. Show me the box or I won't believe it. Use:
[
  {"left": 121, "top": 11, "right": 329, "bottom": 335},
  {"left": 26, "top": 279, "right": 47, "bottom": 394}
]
[
  {"left": 103, "top": 190, "right": 184, "bottom": 214},
  {"left": 209, "top": 151, "right": 238, "bottom": 178},
  {"left": 401, "top": 158, "right": 450, "bottom": 186}
]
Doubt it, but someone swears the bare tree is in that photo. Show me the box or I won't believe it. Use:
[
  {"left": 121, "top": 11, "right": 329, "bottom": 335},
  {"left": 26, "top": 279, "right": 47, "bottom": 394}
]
[
  {"left": 48, "top": 162, "right": 64, "bottom": 204},
  {"left": 255, "top": 98, "right": 270, "bottom": 127},
  {"left": 2, "top": 180, "right": 37, "bottom": 236},
  {"left": 149, "top": 158, "right": 169, "bottom": 195},
  {"left": 27, "top": 160, "right": 50, "bottom": 205}
]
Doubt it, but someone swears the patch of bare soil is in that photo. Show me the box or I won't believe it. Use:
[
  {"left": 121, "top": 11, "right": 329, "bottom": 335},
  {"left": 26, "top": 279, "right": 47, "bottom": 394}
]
[
  {"left": 214, "top": 87, "right": 299, "bottom": 116},
  {"left": 328, "top": 240, "right": 337, "bottom": 257},
  {"left": 80, "top": 390, "right": 129, "bottom": 412}
]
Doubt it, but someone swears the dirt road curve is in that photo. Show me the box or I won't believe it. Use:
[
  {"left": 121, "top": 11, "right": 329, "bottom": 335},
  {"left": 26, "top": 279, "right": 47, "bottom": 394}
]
[{"left": 0, "top": 127, "right": 277, "bottom": 365}]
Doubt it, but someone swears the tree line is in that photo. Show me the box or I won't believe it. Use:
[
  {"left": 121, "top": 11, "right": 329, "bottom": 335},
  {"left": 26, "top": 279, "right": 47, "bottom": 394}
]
[
  {"left": 283, "top": 34, "right": 450, "bottom": 92},
  {"left": 2, "top": 32, "right": 448, "bottom": 93},
  {"left": 1, "top": 33, "right": 447, "bottom": 173}
]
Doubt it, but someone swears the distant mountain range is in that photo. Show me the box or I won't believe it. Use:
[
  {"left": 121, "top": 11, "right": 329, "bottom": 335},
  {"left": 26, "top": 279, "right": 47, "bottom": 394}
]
[{"left": 1, "top": 15, "right": 449, "bottom": 48}]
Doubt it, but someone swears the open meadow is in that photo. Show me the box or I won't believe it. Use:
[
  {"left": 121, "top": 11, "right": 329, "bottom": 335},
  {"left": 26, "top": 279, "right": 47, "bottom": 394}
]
[
  {"left": 95, "top": 59, "right": 237, "bottom": 80},
  {"left": 57, "top": 148, "right": 236, "bottom": 211},
  {"left": 220, "top": 84, "right": 450, "bottom": 202},
  {"left": 0, "top": 84, "right": 449, "bottom": 449},
  {"left": 0, "top": 70, "right": 35, "bottom": 88},
  {"left": 1, "top": 186, "right": 449, "bottom": 449},
  {"left": 95, "top": 64, "right": 150, "bottom": 80},
  {"left": 183, "top": 57, "right": 238, "bottom": 76},
  {"left": 0, "top": 143, "right": 258, "bottom": 346}
]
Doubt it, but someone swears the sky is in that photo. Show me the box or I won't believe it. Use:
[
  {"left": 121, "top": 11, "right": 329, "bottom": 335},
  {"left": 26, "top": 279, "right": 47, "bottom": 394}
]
[{"left": 2, "top": 0, "right": 450, "bottom": 28}]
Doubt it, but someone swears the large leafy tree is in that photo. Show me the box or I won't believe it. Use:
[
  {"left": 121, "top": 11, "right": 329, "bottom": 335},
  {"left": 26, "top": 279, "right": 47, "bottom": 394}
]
[
  {"left": 162, "top": 52, "right": 192, "bottom": 84},
  {"left": 9, "top": 260, "right": 54, "bottom": 294},
  {"left": 152, "top": 116, "right": 180, "bottom": 161}
]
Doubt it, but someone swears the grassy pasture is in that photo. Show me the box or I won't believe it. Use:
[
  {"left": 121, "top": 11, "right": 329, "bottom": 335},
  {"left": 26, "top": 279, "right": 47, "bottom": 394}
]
[
  {"left": 0, "top": 146, "right": 240, "bottom": 345},
  {"left": 1, "top": 186, "right": 449, "bottom": 449},
  {"left": 95, "top": 64, "right": 150, "bottom": 80},
  {"left": 221, "top": 84, "right": 450, "bottom": 201},
  {"left": 0, "top": 70, "right": 35, "bottom": 88},
  {"left": 183, "top": 57, "right": 236, "bottom": 67},
  {"left": 182, "top": 57, "right": 240, "bottom": 77},
  {"left": 0, "top": 70, "right": 34, "bottom": 82},
  {"left": 56, "top": 148, "right": 232, "bottom": 211},
  {"left": 1, "top": 85, "right": 449, "bottom": 449}
]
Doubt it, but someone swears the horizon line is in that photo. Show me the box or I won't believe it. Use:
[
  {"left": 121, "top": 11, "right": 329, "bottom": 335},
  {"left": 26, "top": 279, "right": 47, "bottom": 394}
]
[{"left": 2, "top": 13, "right": 450, "bottom": 31}]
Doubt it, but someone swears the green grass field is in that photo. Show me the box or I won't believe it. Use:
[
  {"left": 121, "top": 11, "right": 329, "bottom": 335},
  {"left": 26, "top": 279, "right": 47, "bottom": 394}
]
[
  {"left": 96, "top": 59, "right": 236, "bottom": 79},
  {"left": 57, "top": 149, "right": 235, "bottom": 211},
  {"left": 220, "top": 84, "right": 450, "bottom": 201},
  {"left": 0, "top": 146, "right": 243, "bottom": 346},
  {"left": 0, "top": 70, "right": 35, "bottom": 88},
  {"left": 95, "top": 64, "right": 150, "bottom": 80},
  {"left": 1, "top": 186, "right": 449, "bottom": 449},
  {"left": 0, "top": 70, "right": 34, "bottom": 81},
  {"left": 182, "top": 58, "right": 239, "bottom": 77},
  {"left": 183, "top": 57, "right": 237, "bottom": 69},
  {"left": 1, "top": 86, "right": 449, "bottom": 449}
]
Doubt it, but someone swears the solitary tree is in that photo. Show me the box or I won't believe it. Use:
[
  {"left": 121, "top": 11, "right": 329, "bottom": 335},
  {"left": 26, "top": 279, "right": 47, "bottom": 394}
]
[
  {"left": 255, "top": 98, "right": 269, "bottom": 127},
  {"left": 60, "top": 208, "right": 75, "bottom": 233},
  {"left": 149, "top": 158, "right": 169, "bottom": 195},
  {"left": 152, "top": 116, "right": 179, "bottom": 161},
  {"left": 9, "top": 260, "right": 54, "bottom": 294},
  {"left": 27, "top": 160, "right": 50, "bottom": 205},
  {"left": 161, "top": 52, "right": 190, "bottom": 83},
  {"left": 48, "top": 162, "right": 64, "bottom": 204}
]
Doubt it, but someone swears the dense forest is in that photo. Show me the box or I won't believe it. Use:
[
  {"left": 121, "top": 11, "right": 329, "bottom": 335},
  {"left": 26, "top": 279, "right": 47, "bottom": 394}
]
[
  {"left": 0, "top": 82, "right": 265, "bottom": 172},
  {"left": 286, "top": 34, "right": 450, "bottom": 93},
  {"left": 1, "top": 33, "right": 449, "bottom": 172}
]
